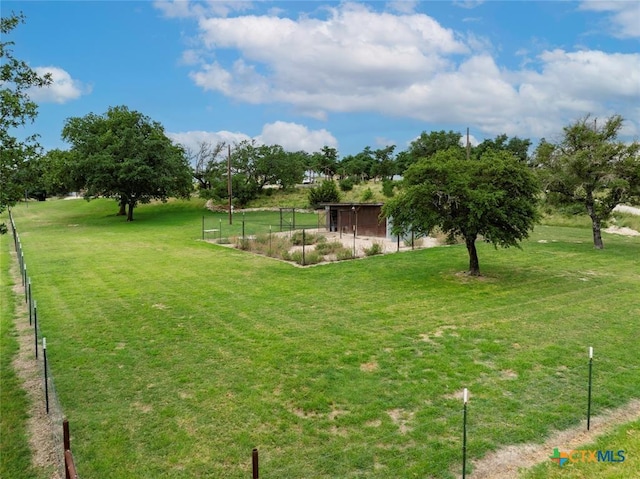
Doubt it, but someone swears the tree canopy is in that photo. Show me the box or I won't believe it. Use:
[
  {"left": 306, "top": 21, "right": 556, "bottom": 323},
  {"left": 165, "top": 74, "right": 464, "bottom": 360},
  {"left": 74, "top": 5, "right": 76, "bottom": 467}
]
[
  {"left": 62, "top": 106, "right": 193, "bottom": 221},
  {"left": 383, "top": 148, "right": 540, "bottom": 276},
  {"left": 1, "top": 12, "right": 51, "bottom": 232},
  {"left": 534, "top": 114, "right": 640, "bottom": 249}
]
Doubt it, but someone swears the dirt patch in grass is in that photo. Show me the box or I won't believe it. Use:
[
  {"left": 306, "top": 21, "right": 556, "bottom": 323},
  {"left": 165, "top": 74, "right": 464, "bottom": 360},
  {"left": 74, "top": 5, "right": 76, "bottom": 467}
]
[
  {"left": 387, "top": 408, "right": 415, "bottom": 435},
  {"left": 8, "top": 250, "right": 62, "bottom": 479},
  {"left": 604, "top": 225, "right": 640, "bottom": 236},
  {"left": 360, "top": 361, "right": 379, "bottom": 372},
  {"left": 466, "top": 399, "right": 640, "bottom": 479}
]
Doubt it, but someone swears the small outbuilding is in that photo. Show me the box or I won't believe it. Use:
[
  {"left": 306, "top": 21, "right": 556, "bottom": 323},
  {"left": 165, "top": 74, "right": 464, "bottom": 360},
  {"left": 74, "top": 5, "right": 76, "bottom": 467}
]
[{"left": 320, "top": 203, "right": 388, "bottom": 237}]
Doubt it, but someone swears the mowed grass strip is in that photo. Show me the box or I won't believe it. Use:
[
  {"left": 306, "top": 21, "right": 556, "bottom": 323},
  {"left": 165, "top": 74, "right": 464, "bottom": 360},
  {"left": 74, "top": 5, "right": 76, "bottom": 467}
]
[
  {"left": 0, "top": 233, "right": 45, "bottom": 479},
  {"left": 522, "top": 419, "right": 640, "bottom": 479},
  {"left": 4, "top": 198, "right": 640, "bottom": 479}
]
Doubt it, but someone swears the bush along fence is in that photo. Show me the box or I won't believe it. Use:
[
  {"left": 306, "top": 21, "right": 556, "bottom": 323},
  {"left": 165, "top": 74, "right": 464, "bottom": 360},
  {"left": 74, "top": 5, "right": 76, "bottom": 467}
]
[
  {"left": 201, "top": 209, "right": 425, "bottom": 266},
  {"left": 8, "top": 209, "right": 79, "bottom": 479}
]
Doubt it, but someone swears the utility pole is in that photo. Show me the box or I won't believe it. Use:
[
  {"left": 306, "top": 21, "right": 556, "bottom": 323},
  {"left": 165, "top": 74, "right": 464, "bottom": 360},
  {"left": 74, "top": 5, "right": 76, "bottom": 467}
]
[
  {"left": 227, "top": 144, "right": 232, "bottom": 225},
  {"left": 466, "top": 127, "right": 470, "bottom": 161}
]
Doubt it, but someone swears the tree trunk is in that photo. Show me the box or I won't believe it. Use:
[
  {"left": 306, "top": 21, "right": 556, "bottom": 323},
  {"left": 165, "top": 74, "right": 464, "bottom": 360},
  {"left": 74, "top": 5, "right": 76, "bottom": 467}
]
[
  {"left": 117, "top": 201, "right": 126, "bottom": 216},
  {"left": 590, "top": 218, "right": 604, "bottom": 249},
  {"left": 126, "top": 202, "right": 134, "bottom": 221},
  {"left": 465, "top": 234, "right": 480, "bottom": 276},
  {"left": 585, "top": 198, "right": 604, "bottom": 249}
]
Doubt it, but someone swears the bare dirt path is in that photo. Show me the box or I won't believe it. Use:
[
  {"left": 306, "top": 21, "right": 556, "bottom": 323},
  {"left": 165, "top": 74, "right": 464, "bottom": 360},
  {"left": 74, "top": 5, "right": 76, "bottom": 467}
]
[
  {"left": 606, "top": 204, "right": 640, "bottom": 236},
  {"left": 8, "top": 247, "right": 62, "bottom": 479},
  {"left": 465, "top": 399, "right": 640, "bottom": 478}
]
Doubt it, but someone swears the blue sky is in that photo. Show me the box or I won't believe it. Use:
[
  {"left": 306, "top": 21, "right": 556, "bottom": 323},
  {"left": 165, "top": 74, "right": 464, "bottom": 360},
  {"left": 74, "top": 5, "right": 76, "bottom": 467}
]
[{"left": 5, "top": 0, "right": 640, "bottom": 158}]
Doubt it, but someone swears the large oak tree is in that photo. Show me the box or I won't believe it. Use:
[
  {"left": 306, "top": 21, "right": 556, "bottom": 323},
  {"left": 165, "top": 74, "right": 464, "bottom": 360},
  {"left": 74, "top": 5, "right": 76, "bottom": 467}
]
[
  {"left": 383, "top": 148, "right": 540, "bottom": 276},
  {"left": 62, "top": 106, "right": 193, "bottom": 221}
]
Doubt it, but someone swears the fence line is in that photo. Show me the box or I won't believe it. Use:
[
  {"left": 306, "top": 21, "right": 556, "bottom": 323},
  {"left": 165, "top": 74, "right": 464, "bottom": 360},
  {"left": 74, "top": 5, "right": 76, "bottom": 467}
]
[
  {"left": 201, "top": 209, "right": 324, "bottom": 241},
  {"left": 8, "top": 209, "right": 78, "bottom": 478}
]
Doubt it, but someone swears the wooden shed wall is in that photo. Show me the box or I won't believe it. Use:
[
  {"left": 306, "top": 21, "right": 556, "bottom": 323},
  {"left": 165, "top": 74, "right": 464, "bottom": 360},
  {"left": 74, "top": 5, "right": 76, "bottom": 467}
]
[{"left": 324, "top": 204, "right": 386, "bottom": 237}]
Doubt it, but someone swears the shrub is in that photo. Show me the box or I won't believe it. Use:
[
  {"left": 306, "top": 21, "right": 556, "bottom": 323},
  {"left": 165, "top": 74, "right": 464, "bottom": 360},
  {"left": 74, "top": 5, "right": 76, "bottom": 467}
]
[
  {"left": 290, "top": 250, "right": 323, "bottom": 265},
  {"left": 246, "top": 234, "right": 290, "bottom": 257},
  {"left": 336, "top": 248, "right": 354, "bottom": 261},
  {"left": 360, "top": 187, "right": 374, "bottom": 202},
  {"left": 363, "top": 242, "right": 384, "bottom": 256},
  {"left": 236, "top": 237, "right": 251, "bottom": 250},
  {"left": 339, "top": 177, "right": 354, "bottom": 191},
  {"left": 308, "top": 180, "right": 341, "bottom": 208},
  {"left": 382, "top": 179, "right": 395, "bottom": 198},
  {"left": 290, "top": 230, "right": 316, "bottom": 245},
  {"left": 315, "top": 240, "right": 345, "bottom": 255}
]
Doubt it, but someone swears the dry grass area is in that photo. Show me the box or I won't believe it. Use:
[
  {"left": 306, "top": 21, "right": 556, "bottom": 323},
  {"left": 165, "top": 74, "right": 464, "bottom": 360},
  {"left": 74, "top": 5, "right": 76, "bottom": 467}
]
[
  {"left": 9, "top": 249, "right": 62, "bottom": 479},
  {"left": 211, "top": 228, "right": 441, "bottom": 265}
]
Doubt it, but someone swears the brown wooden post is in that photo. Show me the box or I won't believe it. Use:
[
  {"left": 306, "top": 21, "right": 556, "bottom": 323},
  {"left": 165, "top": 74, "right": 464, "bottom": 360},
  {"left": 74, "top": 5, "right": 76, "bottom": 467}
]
[
  {"left": 252, "top": 448, "right": 259, "bottom": 479},
  {"left": 65, "top": 450, "right": 78, "bottom": 479},
  {"left": 63, "top": 419, "right": 70, "bottom": 451}
]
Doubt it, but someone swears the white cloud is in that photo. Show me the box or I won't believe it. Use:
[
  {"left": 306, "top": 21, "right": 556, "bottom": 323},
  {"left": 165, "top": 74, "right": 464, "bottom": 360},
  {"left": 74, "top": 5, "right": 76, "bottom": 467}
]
[
  {"left": 579, "top": 1, "right": 640, "bottom": 38},
  {"left": 191, "top": 3, "right": 468, "bottom": 110},
  {"left": 180, "top": 49, "right": 202, "bottom": 66},
  {"left": 167, "top": 130, "right": 251, "bottom": 153},
  {"left": 386, "top": 1, "right": 419, "bottom": 14},
  {"left": 28, "top": 67, "right": 89, "bottom": 104},
  {"left": 168, "top": 122, "right": 337, "bottom": 155},
  {"left": 453, "top": 1, "right": 485, "bottom": 10},
  {"left": 154, "top": 0, "right": 254, "bottom": 19},
  {"left": 509, "top": 49, "right": 640, "bottom": 136},
  {"left": 165, "top": 2, "right": 640, "bottom": 143},
  {"left": 257, "top": 121, "right": 338, "bottom": 152}
]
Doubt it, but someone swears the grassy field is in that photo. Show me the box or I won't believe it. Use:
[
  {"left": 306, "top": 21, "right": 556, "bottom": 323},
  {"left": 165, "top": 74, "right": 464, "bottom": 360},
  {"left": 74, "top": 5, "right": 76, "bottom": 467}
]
[{"left": 2, "top": 196, "right": 639, "bottom": 478}]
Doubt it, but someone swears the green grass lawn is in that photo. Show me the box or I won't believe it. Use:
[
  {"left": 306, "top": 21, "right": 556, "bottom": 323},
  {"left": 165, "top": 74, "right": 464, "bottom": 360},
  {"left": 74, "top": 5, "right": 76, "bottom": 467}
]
[{"left": 2, "top": 197, "right": 639, "bottom": 478}]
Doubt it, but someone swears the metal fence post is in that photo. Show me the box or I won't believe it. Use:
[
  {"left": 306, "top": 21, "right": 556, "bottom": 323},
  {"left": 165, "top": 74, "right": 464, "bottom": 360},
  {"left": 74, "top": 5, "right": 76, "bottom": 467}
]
[
  {"left": 462, "top": 388, "right": 468, "bottom": 479},
  {"left": 43, "top": 337, "right": 49, "bottom": 413},
  {"left": 587, "top": 347, "right": 593, "bottom": 430},
  {"left": 34, "top": 300, "right": 38, "bottom": 359},
  {"left": 28, "top": 280, "right": 33, "bottom": 324},
  {"left": 252, "top": 448, "right": 259, "bottom": 479}
]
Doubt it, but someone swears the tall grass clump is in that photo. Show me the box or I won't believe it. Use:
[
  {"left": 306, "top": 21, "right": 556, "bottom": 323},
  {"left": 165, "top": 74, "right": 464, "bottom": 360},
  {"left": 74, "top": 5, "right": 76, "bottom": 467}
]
[
  {"left": 288, "top": 249, "right": 323, "bottom": 265},
  {"left": 363, "top": 241, "right": 384, "bottom": 256},
  {"left": 290, "top": 230, "right": 318, "bottom": 245}
]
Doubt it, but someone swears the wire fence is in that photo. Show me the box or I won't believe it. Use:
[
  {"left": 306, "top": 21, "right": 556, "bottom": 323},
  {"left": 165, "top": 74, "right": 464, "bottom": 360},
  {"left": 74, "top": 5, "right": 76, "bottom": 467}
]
[
  {"left": 201, "top": 208, "right": 324, "bottom": 241},
  {"left": 8, "top": 209, "right": 78, "bottom": 479}
]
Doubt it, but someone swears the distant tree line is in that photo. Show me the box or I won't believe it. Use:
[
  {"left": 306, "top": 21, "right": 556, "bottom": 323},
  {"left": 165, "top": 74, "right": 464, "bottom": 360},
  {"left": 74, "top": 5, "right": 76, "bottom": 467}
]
[{"left": 2, "top": 11, "right": 639, "bottom": 265}]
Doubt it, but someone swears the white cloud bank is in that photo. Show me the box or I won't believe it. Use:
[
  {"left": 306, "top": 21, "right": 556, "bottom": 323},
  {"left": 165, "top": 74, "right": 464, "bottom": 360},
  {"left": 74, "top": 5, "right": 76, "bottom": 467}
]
[
  {"left": 163, "top": 1, "right": 640, "bottom": 140},
  {"left": 579, "top": 1, "right": 640, "bottom": 38},
  {"left": 29, "top": 66, "right": 90, "bottom": 104}
]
